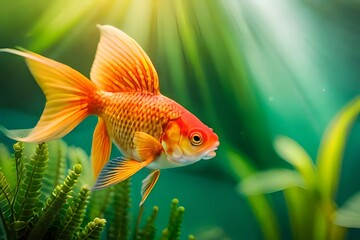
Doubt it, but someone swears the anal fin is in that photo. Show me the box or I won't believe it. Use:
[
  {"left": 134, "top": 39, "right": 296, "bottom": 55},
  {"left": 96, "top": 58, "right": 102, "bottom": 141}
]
[{"left": 140, "top": 170, "right": 160, "bottom": 206}]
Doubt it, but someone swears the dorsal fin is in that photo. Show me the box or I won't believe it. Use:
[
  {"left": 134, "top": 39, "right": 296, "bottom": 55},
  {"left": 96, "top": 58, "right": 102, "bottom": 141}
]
[{"left": 90, "top": 25, "right": 160, "bottom": 94}]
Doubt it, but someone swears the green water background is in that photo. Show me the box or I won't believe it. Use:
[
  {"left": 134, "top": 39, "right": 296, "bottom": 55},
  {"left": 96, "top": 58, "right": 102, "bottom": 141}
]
[{"left": 0, "top": 0, "right": 359, "bottom": 239}]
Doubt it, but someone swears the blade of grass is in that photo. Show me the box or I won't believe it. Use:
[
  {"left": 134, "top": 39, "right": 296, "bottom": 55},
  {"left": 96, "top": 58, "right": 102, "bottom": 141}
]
[
  {"left": 156, "top": 0, "right": 189, "bottom": 105},
  {"left": 283, "top": 187, "right": 315, "bottom": 240},
  {"left": 227, "top": 150, "right": 280, "bottom": 240},
  {"left": 334, "top": 192, "right": 360, "bottom": 228},
  {"left": 173, "top": 0, "right": 217, "bottom": 121},
  {"left": 28, "top": 0, "right": 101, "bottom": 52},
  {"left": 314, "top": 97, "right": 360, "bottom": 240},
  {"left": 274, "top": 136, "right": 317, "bottom": 192},
  {"left": 317, "top": 96, "right": 360, "bottom": 199},
  {"left": 239, "top": 169, "right": 304, "bottom": 195}
]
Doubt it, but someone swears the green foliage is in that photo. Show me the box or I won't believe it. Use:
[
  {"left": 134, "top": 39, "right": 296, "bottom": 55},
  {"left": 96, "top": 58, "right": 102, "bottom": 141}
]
[
  {"left": 334, "top": 192, "right": 360, "bottom": 228},
  {"left": 67, "top": 146, "right": 94, "bottom": 191},
  {"left": 135, "top": 198, "right": 190, "bottom": 240},
  {"left": 161, "top": 199, "right": 185, "bottom": 240},
  {"left": 42, "top": 140, "right": 67, "bottom": 197},
  {"left": 13, "top": 142, "right": 25, "bottom": 185},
  {"left": 188, "top": 235, "right": 196, "bottom": 240},
  {"left": 15, "top": 142, "right": 48, "bottom": 223},
  {"left": 57, "top": 187, "right": 90, "bottom": 239},
  {"left": 227, "top": 150, "right": 280, "bottom": 240},
  {"left": 107, "top": 179, "right": 131, "bottom": 240},
  {"left": 76, "top": 217, "right": 106, "bottom": 240},
  {"left": 240, "top": 169, "right": 304, "bottom": 195},
  {"left": 136, "top": 206, "right": 158, "bottom": 240},
  {"left": 317, "top": 96, "right": 360, "bottom": 199},
  {"left": 0, "top": 172, "right": 13, "bottom": 227},
  {"left": 0, "top": 143, "right": 105, "bottom": 240},
  {"left": 0, "top": 141, "right": 192, "bottom": 239},
  {"left": 86, "top": 188, "right": 112, "bottom": 221},
  {"left": 29, "top": 164, "right": 82, "bottom": 239},
  {"left": 237, "top": 96, "right": 360, "bottom": 240}
]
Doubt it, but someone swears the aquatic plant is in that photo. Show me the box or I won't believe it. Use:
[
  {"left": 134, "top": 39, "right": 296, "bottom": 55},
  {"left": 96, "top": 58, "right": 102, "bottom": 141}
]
[
  {"left": 230, "top": 96, "right": 360, "bottom": 240},
  {"left": 0, "top": 140, "right": 192, "bottom": 239}
]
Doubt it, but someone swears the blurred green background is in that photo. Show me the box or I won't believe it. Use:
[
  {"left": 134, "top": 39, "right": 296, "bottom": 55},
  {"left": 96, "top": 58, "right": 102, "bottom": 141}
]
[{"left": 0, "top": 0, "right": 359, "bottom": 239}]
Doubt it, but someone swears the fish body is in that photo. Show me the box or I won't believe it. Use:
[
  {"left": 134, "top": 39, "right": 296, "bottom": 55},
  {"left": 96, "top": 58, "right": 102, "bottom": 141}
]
[
  {"left": 96, "top": 91, "right": 182, "bottom": 161},
  {"left": 0, "top": 25, "right": 219, "bottom": 205}
]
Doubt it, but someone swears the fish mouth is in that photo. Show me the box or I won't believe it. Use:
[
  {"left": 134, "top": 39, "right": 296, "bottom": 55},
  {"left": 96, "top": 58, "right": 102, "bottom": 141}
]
[
  {"left": 202, "top": 141, "right": 219, "bottom": 160},
  {"left": 202, "top": 150, "right": 217, "bottom": 160}
]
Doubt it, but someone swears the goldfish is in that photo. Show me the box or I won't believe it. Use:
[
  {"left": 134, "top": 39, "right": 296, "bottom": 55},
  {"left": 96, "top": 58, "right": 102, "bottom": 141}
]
[{"left": 0, "top": 25, "right": 219, "bottom": 205}]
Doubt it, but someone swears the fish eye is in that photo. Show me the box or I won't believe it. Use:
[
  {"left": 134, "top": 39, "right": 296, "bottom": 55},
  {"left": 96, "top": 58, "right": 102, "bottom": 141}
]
[{"left": 190, "top": 132, "right": 203, "bottom": 146}]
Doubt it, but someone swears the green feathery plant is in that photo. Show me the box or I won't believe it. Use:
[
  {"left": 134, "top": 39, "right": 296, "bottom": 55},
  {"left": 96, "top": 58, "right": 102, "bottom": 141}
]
[
  {"left": 0, "top": 140, "right": 193, "bottom": 240},
  {"left": 231, "top": 96, "right": 360, "bottom": 240},
  {"left": 159, "top": 199, "right": 185, "bottom": 240}
]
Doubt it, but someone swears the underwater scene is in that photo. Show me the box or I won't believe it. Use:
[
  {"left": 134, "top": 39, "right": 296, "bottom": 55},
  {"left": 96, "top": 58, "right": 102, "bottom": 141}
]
[{"left": 0, "top": 0, "right": 359, "bottom": 239}]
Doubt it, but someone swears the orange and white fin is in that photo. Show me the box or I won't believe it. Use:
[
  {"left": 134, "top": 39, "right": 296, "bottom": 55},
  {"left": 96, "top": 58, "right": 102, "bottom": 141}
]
[
  {"left": 90, "top": 25, "right": 160, "bottom": 94},
  {"left": 92, "top": 132, "right": 163, "bottom": 190},
  {"left": 92, "top": 157, "right": 153, "bottom": 190},
  {"left": 0, "top": 128, "right": 32, "bottom": 140},
  {"left": 91, "top": 117, "right": 112, "bottom": 177},
  {"left": 0, "top": 48, "right": 97, "bottom": 142},
  {"left": 140, "top": 170, "right": 160, "bottom": 206},
  {"left": 133, "top": 132, "right": 163, "bottom": 162}
]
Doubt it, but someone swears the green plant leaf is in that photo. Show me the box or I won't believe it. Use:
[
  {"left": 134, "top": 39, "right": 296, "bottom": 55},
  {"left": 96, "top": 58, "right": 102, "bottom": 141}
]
[
  {"left": 283, "top": 187, "right": 316, "bottom": 240},
  {"left": 85, "top": 187, "right": 112, "bottom": 223},
  {"left": 137, "top": 206, "right": 158, "bottom": 240},
  {"left": 227, "top": 150, "right": 280, "bottom": 240},
  {"left": 0, "top": 171, "right": 13, "bottom": 236},
  {"left": 0, "top": 172, "right": 13, "bottom": 219},
  {"left": 274, "top": 136, "right": 316, "bottom": 191},
  {"left": 28, "top": 164, "right": 82, "bottom": 239},
  {"left": 0, "top": 143, "right": 16, "bottom": 189},
  {"left": 239, "top": 169, "right": 304, "bottom": 196},
  {"left": 14, "top": 142, "right": 49, "bottom": 222},
  {"left": 76, "top": 217, "right": 106, "bottom": 240},
  {"left": 28, "top": 0, "right": 100, "bottom": 52},
  {"left": 68, "top": 146, "right": 94, "bottom": 190},
  {"left": 334, "top": 192, "right": 360, "bottom": 228},
  {"left": 57, "top": 186, "right": 90, "bottom": 240},
  {"left": 107, "top": 179, "right": 131, "bottom": 240},
  {"left": 161, "top": 198, "right": 185, "bottom": 240},
  {"left": 42, "top": 140, "right": 67, "bottom": 198},
  {"left": 8, "top": 220, "right": 27, "bottom": 232},
  {"left": 226, "top": 149, "right": 255, "bottom": 181},
  {"left": 12, "top": 142, "right": 25, "bottom": 208},
  {"left": 188, "top": 235, "right": 196, "bottom": 240},
  {"left": 173, "top": 0, "right": 216, "bottom": 120},
  {"left": 317, "top": 96, "right": 360, "bottom": 199},
  {"left": 157, "top": 0, "right": 189, "bottom": 106}
]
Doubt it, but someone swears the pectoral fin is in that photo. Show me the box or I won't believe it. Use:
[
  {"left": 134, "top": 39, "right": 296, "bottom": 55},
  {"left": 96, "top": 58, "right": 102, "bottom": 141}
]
[
  {"left": 92, "top": 156, "right": 152, "bottom": 190},
  {"left": 140, "top": 170, "right": 160, "bottom": 206},
  {"left": 133, "top": 132, "right": 163, "bottom": 162}
]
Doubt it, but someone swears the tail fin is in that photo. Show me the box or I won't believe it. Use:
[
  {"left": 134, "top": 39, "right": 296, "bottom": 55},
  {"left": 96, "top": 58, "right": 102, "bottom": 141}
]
[{"left": 0, "top": 48, "right": 97, "bottom": 142}]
